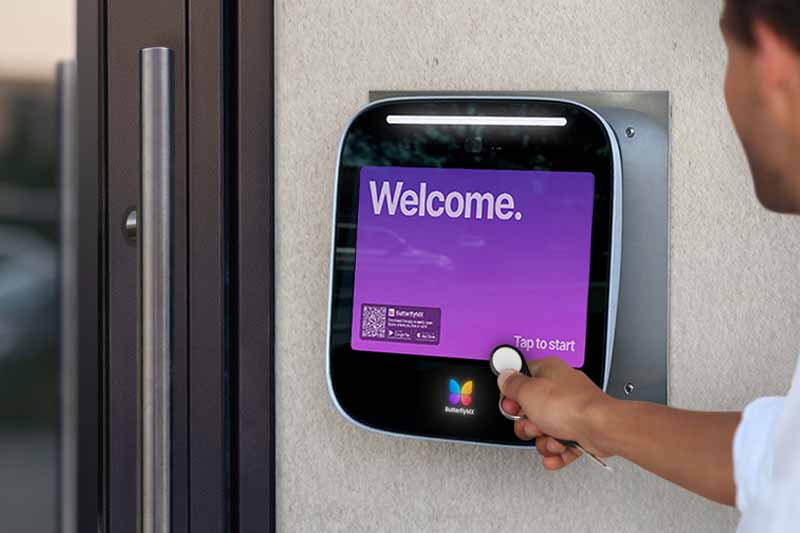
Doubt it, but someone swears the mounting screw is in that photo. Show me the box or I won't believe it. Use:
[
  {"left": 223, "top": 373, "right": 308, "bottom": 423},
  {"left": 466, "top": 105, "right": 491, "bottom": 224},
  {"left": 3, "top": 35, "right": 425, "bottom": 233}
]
[
  {"left": 623, "top": 382, "right": 635, "bottom": 396},
  {"left": 625, "top": 127, "right": 636, "bottom": 139}
]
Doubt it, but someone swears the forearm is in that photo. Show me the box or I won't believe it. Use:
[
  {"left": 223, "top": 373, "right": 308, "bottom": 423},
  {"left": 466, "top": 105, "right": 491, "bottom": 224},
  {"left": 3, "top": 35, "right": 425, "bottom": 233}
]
[{"left": 589, "top": 399, "right": 741, "bottom": 506}]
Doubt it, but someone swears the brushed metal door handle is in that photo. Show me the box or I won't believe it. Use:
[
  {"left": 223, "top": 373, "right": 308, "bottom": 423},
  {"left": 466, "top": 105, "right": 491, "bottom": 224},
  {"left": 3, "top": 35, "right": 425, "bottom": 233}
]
[{"left": 139, "top": 46, "right": 174, "bottom": 533}]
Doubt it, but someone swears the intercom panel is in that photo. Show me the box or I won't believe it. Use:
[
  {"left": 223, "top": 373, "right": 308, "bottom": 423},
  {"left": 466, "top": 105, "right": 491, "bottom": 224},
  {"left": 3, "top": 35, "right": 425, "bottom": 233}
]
[{"left": 327, "top": 97, "right": 623, "bottom": 446}]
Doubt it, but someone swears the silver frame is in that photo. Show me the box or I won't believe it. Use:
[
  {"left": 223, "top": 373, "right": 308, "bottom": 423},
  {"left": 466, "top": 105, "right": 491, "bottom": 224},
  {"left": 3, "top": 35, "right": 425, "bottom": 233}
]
[{"left": 325, "top": 95, "right": 623, "bottom": 448}]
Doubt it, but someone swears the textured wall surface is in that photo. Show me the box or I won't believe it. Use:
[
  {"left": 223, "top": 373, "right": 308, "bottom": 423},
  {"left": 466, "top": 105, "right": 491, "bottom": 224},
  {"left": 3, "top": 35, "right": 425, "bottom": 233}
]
[{"left": 275, "top": 1, "right": 800, "bottom": 531}]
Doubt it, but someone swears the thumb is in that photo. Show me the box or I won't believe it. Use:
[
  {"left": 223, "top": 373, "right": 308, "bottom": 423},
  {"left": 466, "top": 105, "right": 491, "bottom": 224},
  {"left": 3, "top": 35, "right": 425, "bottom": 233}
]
[{"left": 497, "top": 370, "right": 543, "bottom": 407}]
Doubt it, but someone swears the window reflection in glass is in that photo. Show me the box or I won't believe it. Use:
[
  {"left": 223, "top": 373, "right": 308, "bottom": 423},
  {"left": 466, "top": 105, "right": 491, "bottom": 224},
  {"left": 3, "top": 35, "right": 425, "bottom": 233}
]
[{"left": 0, "top": 1, "right": 76, "bottom": 531}]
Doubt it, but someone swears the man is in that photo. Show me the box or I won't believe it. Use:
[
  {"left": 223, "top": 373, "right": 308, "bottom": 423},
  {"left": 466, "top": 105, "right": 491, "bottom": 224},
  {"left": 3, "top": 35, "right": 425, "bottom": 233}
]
[{"left": 496, "top": 1, "right": 800, "bottom": 531}]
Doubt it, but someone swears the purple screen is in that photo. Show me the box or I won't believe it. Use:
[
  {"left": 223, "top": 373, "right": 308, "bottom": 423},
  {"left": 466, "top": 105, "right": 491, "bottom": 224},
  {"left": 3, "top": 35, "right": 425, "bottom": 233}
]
[{"left": 350, "top": 166, "right": 595, "bottom": 367}]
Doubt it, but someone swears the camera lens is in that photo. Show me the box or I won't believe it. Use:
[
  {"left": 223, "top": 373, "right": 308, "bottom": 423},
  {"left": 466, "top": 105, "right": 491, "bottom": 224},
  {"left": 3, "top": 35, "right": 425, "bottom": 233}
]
[{"left": 465, "top": 136, "right": 483, "bottom": 153}]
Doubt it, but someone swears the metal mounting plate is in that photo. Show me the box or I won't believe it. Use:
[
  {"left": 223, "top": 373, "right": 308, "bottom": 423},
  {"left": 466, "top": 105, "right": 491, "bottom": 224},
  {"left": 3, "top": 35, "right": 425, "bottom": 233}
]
[{"left": 369, "top": 90, "right": 670, "bottom": 405}]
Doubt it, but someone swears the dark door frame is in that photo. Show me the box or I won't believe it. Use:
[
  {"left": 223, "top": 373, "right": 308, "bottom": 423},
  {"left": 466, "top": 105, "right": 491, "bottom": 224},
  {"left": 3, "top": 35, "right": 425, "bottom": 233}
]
[
  {"left": 76, "top": 1, "right": 275, "bottom": 531},
  {"left": 75, "top": 0, "right": 103, "bottom": 529},
  {"left": 233, "top": 1, "right": 276, "bottom": 530}
]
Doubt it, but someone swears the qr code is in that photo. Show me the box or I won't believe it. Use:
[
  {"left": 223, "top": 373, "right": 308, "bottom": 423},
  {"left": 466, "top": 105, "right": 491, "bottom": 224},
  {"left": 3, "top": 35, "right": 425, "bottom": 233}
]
[{"left": 361, "top": 305, "right": 387, "bottom": 339}]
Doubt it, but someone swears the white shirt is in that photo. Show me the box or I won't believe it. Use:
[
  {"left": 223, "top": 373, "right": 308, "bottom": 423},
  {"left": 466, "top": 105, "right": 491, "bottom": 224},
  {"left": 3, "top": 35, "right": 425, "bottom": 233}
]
[{"left": 734, "top": 356, "right": 800, "bottom": 532}]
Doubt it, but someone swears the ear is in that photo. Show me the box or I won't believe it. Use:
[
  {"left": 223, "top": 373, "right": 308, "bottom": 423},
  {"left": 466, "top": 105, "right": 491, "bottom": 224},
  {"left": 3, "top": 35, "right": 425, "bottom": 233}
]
[{"left": 753, "top": 21, "right": 800, "bottom": 133}]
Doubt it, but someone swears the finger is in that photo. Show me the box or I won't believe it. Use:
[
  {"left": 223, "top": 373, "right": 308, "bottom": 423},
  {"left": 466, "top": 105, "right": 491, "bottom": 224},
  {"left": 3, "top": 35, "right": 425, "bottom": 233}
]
[
  {"left": 523, "top": 420, "right": 542, "bottom": 438},
  {"left": 513, "top": 420, "right": 541, "bottom": 441},
  {"left": 560, "top": 448, "right": 580, "bottom": 467},
  {"left": 544, "top": 437, "right": 567, "bottom": 455},
  {"left": 514, "top": 421, "right": 531, "bottom": 441},
  {"left": 501, "top": 397, "right": 521, "bottom": 416},
  {"left": 536, "top": 436, "right": 560, "bottom": 458},
  {"left": 542, "top": 455, "right": 566, "bottom": 470}
]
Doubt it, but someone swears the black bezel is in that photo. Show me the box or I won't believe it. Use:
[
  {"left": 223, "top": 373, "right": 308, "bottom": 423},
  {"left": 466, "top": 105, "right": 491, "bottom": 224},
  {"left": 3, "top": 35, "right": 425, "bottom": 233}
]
[{"left": 328, "top": 98, "right": 616, "bottom": 446}]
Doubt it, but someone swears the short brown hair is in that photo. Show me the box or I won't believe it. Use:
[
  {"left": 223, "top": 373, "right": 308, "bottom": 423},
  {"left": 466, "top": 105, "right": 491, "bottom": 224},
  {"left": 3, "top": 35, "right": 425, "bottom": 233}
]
[{"left": 724, "top": 0, "right": 800, "bottom": 50}]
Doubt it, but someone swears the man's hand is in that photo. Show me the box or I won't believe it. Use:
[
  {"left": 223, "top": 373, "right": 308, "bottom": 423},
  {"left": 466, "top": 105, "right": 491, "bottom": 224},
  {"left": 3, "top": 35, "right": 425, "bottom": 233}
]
[
  {"left": 497, "top": 357, "right": 614, "bottom": 470},
  {"left": 497, "top": 356, "right": 741, "bottom": 506}
]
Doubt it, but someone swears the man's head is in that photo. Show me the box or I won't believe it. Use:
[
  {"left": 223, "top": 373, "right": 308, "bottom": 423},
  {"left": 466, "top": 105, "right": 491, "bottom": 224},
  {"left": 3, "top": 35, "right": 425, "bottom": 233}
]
[{"left": 721, "top": 0, "right": 800, "bottom": 213}]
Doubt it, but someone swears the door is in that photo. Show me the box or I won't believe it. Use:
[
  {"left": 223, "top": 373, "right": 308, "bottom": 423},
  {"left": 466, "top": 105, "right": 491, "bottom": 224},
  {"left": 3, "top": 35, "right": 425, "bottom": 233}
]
[{"left": 77, "top": 0, "right": 275, "bottom": 531}]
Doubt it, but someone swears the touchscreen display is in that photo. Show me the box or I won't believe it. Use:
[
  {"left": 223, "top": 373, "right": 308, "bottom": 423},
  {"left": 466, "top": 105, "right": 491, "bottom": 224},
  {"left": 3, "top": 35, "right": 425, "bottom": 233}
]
[{"left": 350, "top": 165, "right": 595, "bottom": 367}]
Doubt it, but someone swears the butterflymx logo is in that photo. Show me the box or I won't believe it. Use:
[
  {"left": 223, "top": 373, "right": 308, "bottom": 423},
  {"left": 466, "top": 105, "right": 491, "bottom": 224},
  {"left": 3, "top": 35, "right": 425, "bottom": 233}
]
[
  {"left": 449, "top": 379, "right": 473, "bottom": 406},
  {"left": 445, "top": 379, "right": 476, "bottom": 416}
]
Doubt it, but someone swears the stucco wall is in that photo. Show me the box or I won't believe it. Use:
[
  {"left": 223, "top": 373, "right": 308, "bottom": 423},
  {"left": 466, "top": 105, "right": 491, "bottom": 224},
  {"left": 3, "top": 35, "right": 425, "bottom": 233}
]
[{"left": 275, "top": 1, "right": 800, "bottom": 531}]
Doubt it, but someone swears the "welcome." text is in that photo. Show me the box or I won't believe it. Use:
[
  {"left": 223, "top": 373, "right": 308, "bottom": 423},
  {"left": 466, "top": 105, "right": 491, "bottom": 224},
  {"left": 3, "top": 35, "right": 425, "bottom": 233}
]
[{"left": 369, "top": 180, "right": 523, "bottom": 221}]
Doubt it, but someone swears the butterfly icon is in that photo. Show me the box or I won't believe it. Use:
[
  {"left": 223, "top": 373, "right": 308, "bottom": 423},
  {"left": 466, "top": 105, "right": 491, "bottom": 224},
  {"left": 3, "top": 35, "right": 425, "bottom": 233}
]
[{"left": 448, "top": 379, "right": 473, "bottom": 407}]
